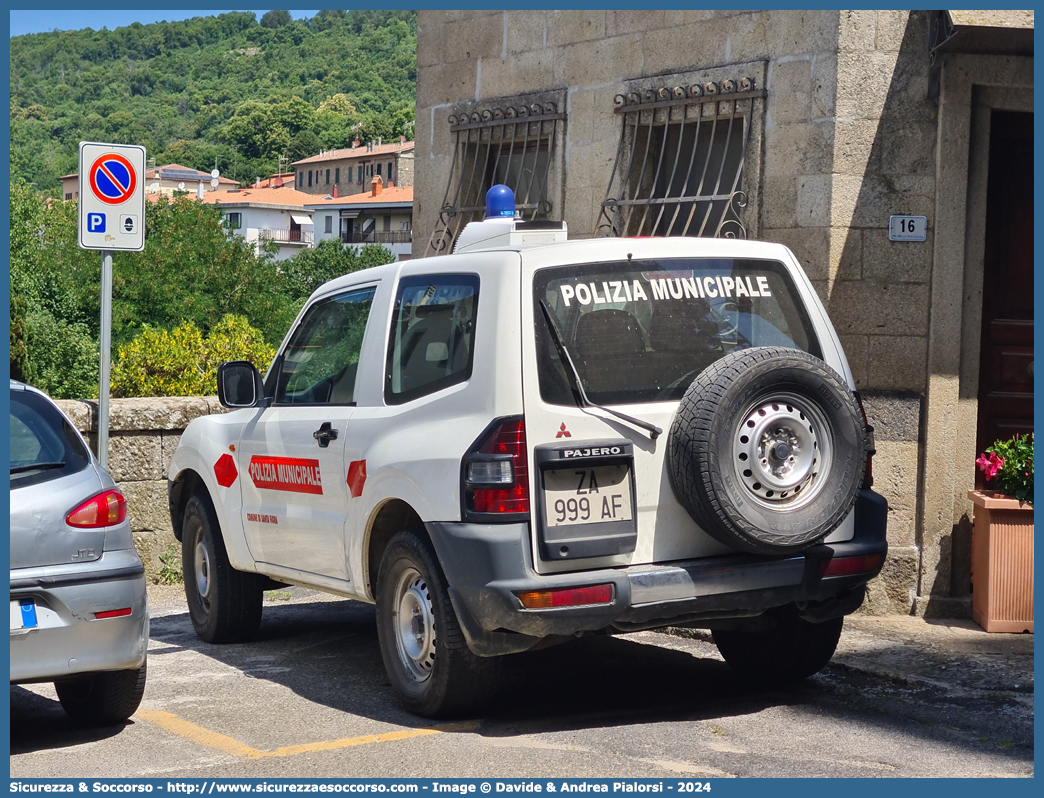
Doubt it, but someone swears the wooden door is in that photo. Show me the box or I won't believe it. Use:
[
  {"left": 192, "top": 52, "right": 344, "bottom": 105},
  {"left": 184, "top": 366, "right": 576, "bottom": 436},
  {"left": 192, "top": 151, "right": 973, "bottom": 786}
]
[{"left": 976, "top": 111, "right": 1034, "bottom": 469}]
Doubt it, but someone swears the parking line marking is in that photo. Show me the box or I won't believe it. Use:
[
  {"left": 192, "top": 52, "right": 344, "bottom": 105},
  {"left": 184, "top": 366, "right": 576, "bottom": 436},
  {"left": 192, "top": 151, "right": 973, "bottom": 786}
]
[
  {"left": 137, "top": 710, "right": 261, "bottom": 758},
  {"left": 137, "top": 709, "right": 477, "bottom": 760}
]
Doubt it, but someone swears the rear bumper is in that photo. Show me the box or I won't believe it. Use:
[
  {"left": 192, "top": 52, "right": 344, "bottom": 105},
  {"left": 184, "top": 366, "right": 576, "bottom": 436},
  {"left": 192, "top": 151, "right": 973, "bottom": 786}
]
[
  {"left": 10, "top": 549, "right": 148, "bottom": 684},
  {"left": 428, "top": 489, "right": 888, "bottom": 654}
]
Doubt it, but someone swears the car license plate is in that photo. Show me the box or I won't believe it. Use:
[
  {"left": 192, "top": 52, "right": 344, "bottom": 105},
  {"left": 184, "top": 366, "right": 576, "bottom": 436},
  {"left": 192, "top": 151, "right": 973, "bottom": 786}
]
[
  {"left": 544, "top": 465, "right": 633, "bottom": 527},
  {"left": 11, "top": 599, "right": 38, "bottom": 630}
]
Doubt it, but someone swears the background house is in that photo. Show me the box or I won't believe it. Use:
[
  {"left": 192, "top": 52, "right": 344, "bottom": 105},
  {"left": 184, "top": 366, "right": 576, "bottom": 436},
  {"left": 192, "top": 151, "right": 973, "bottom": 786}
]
[
  {"left": 194, "top": 186, "right": 315, "bottom": 261},
  {"left": 292, "top": 137, "right": 415, "bottom": 198},
  {"left": 60, "top": 163, "right": 238, "bottom": 201},
  {"left": 306, "top": 178, "right": 413, "bottom": 261},
  {"left": 413, "top": 10, "right": 1034, "bottom": 617}
]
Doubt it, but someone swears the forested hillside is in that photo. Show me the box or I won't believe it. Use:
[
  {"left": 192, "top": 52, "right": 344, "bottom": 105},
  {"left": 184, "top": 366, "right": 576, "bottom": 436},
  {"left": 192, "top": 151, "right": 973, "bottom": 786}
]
[{"left": 10, "top": 10, "right": 417, "bottom": 195}]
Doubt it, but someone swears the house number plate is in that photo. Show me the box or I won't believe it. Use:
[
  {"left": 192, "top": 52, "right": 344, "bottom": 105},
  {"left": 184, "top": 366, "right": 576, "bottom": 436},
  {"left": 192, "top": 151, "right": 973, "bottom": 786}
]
[{"left": 889, "top": 215, "right": 927, "bottom": 241}]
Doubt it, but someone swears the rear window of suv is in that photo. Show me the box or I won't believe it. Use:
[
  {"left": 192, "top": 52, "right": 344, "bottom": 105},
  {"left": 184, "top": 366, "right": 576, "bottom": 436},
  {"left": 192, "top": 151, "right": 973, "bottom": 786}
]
[
  {"left": 10, "top": 389, "right": 92, "bottom": 488},
  {"left": 534, "top": 258, "right": 821, "bottom": 406}
]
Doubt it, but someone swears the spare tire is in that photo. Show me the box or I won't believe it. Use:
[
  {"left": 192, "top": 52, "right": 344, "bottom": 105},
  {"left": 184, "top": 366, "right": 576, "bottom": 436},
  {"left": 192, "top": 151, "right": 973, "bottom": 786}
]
[{"left": 668, "top": 346, "right": 866, "bottom": 555}]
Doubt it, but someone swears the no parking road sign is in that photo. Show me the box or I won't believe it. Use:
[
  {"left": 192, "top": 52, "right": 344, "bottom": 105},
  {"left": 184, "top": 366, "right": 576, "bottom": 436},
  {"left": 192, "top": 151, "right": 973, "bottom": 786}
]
[{"left": 78, "top": 142, "right": 146, "bottom": 251}]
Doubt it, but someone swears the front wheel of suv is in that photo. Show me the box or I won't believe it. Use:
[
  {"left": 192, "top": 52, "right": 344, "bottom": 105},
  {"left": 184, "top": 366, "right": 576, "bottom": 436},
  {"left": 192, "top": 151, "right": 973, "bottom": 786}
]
[
  {"left": 712, "top": 605, "right": 844, "bottom": 684},
  {"left": 182, "top": 493, "right": 264, "bottom": 643},
  {"left": 376, "top": 530, "right": 500, "bottom": 718}
]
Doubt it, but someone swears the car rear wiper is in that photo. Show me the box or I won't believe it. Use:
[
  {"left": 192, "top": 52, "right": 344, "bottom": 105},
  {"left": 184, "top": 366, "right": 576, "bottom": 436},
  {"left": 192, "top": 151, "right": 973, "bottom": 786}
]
[
  {"left": 538, "top": 300, "right": 662, "bottom": 440},
  {"left": 10, "top": 461, "right": 65, "bottom": 474}
]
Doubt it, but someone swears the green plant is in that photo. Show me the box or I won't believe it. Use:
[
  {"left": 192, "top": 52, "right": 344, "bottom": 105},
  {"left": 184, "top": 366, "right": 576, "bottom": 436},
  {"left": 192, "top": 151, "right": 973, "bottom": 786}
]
[
  {"left": 111, "top": 314, "right": 275, "bottom": 397},
  {"left": 977, "top": 433, "right": 1034, "bottom": 504},
  {"left": 157, "top": 545, "right": 184, "bottom": 585}
]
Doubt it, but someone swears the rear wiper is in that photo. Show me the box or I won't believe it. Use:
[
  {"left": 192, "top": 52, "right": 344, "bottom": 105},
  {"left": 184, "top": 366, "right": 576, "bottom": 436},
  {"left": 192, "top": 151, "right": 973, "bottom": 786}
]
[
  {"left": 538, "top": 300, "right": 662, "bottom": 440},
  {"left": 10, "top": 461, "right": 65, "bottom": 474}
]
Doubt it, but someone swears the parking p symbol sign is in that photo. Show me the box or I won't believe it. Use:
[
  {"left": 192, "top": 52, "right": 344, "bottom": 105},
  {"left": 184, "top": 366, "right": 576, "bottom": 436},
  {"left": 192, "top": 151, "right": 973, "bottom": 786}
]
[{"left": 88, "top": 213, "right": 106, "bottom": 233}]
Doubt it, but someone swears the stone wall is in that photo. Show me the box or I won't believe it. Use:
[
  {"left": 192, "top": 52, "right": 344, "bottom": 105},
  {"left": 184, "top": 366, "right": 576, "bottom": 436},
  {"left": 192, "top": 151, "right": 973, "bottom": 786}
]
[
  {"left": 56, "top": 396, "right": 229, "bottom": 583},
  {"left": 414, "top": 9, "right": 939, "bottom": 614}
]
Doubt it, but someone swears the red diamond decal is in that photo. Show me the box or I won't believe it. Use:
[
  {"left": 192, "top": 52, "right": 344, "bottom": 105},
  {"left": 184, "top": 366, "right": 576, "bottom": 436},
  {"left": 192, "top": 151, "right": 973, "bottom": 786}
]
[
  {"left": 347, "top": 459, "right": 367, "bottom": 498},
  {"left": 214, "top": 453, "right": 238, "bottom": 488}
]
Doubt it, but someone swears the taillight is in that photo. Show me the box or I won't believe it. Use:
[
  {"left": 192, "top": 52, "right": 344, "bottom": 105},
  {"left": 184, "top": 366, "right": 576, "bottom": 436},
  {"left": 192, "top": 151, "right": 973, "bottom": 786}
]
[
  {"left": 854, "top": 392, "right": 875, "bottom": 489},
  {"left": 519, "top": 584, "right": 614, "bottom": 609},
  {"left": 464, "top": 418, "right": 530, "bottom": 516},
  {"left": 94, "top": 607, "right": 133, "bottom": 619},
  {"left": 66, "top": 489, "right": 127, "bottom": 528},
  {"left": 820, "top": 553, "right": 885, "bottom": 577}
]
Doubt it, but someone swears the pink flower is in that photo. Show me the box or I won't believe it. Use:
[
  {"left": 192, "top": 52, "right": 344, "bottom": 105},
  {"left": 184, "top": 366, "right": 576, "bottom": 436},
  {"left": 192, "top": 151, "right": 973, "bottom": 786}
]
[{"left": 976, "top": 452, "right": 1005, "bottom": 480}]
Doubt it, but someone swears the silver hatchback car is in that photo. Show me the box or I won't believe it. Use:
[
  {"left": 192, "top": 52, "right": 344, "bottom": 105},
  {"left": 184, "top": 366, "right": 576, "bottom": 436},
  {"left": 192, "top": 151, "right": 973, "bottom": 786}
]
[{"left": 10, "top": 380, "right": 148, "bottom": 726}]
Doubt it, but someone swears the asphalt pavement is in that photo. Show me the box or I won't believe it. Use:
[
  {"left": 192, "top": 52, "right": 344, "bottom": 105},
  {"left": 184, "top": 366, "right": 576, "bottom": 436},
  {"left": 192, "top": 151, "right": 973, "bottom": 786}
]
[{"left": 9, "top": 583, "right": 1034, "bottom": 779}]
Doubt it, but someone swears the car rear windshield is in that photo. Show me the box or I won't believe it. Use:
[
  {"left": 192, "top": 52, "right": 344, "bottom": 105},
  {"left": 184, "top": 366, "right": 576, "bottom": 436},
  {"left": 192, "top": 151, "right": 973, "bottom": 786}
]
[
  {"left": 534, "top": 258, "right": 821, "bottom": 406},
  {"left": 10, "top": 389, "right": 92, "bottom": 488}
]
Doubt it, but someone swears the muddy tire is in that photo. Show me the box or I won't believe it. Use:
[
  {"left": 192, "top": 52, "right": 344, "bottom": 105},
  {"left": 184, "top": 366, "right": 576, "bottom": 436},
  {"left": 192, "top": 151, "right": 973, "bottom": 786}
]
[
  {"left": 713, "top": 605, "right": 844, "bottom": 683},
  {"left": 182, "top": 494, "right": 264, "bottom": 643},
  {"left": 376, "top": 530, "right": 501, "bottom": 718}
]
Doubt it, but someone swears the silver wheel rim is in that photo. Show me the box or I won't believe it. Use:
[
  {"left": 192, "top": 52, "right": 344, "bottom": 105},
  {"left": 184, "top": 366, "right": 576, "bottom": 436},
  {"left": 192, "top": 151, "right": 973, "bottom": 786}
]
[
  {"left": 731, "top": 392, "right": 833, "bottom": 511},
  {"left": 194, "top": 534, "right": 212, "bottom": 606},
  {"left": 392, "top": 567, "right": 436, "bottom": 683}
]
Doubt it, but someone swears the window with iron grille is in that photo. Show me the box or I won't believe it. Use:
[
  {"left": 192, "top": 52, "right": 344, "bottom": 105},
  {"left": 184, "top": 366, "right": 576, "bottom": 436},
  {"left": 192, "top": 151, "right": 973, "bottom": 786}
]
[
  {"left": 598, "top": 76, "right": 765, "bottom": 240},
  {"left": 426, "top": 91, "right": 566, "bottom": 256}
]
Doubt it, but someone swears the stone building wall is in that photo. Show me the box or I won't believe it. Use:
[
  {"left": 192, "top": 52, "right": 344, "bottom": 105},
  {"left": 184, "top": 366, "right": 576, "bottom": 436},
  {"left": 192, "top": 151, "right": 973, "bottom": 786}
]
[
  {"left": 414, "top": 9, "right": 935, "bottom": 614},
  {"left": 55, "top": 397, "right": 229, "bottom": 582}
]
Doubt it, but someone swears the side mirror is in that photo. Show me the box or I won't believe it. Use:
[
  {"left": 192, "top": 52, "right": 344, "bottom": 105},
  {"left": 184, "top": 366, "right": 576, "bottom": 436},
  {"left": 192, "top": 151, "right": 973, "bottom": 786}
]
[{"left": 217, "top": 361, "right": 264, "bottom": 408}]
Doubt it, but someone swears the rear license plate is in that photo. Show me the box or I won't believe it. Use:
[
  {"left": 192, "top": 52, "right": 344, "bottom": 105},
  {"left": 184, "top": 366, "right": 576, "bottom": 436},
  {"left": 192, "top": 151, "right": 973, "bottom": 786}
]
[
  {"left": 544, "top": 465, "right": 633, "bottom": 527},
  {"left": 11, "top": 599, "right": 38, "bottom": 630}
]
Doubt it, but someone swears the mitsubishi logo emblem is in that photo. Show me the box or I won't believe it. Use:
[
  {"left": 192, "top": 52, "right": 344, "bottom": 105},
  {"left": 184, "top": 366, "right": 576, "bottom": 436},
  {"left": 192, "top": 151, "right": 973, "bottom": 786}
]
[{"left": 556, "top": 423, "right": 571, "bottom": 439}]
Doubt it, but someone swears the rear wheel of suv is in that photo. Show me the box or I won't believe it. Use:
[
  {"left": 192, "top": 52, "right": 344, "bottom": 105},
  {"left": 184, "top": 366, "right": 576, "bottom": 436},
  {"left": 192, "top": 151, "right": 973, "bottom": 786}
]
[
  {"left": 712, "top": 606, "right": 843, "bottom": 684},
  {"left": 376, "top": 530, "right": 501, "bottom": 718},
  {"left": 182, "top": 494, "right": 264, "bottom": 643},
  {"left": 55, "top": 662, "right": 147, "bottom": 726},
  {"left": 668, "top": 346, "right": 866, "bottom": 555}
]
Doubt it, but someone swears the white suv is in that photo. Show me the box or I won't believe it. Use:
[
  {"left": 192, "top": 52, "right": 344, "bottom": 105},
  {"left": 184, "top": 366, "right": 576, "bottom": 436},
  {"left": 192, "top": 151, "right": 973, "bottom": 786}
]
[{"left": 168, "top": 204, "right": 886, "bottom": 717}]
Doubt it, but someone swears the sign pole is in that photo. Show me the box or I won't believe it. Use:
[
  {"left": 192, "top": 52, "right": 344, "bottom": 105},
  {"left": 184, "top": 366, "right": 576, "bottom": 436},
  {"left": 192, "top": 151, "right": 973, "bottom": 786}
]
[
  {"left": 98, "top": 249, "right": 113, "bottom": 469},
  {"left": 78, "top": 141, "right": 145, "bottom": 468}
]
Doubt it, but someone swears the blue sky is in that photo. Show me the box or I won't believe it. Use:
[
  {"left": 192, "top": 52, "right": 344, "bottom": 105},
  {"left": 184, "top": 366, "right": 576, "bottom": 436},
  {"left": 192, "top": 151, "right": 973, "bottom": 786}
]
[{"left": 9, "top": 10, "right": 319, "bottom": 37}]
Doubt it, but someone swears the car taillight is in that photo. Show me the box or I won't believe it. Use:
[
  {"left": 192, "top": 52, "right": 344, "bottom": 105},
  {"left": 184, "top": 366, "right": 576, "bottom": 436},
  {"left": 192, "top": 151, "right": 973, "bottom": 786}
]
[
  {"left": 66, "top": 489, "right": 127, "bottom": 528},
  {"left": 820, "top": 553, "right": 885, "bottom": 577},
  {"left": 94, "top": 607, "right": 133, "bottom": 619},
  {"left": 854, "top": 392, "right": 875, "bottom": 489},
  {"left": 465, "top": 418, "right": 530, "bottom": 515},
  {"left": 519, "top": 584, "right": 614, "bottom": 609}
]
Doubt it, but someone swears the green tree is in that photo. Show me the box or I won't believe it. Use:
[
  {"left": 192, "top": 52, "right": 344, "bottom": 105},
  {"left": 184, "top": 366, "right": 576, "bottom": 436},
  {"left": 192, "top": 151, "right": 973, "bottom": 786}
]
[
  {"left": 10, "top": 11, "right": 417, "bottom": 194},
  {"left": 281, "top": 240, "right": 395, "bottom": 302},
  {"left": 111, "top": 314, "right": 275, "bottom": 397},
  {"left": 288, "top": 129, "right": 321, "bottom": 163},
  {"left": 10, "top": 297, "right": 30, "bottom": 383},
  {"left": 260, "top": 10, "right": 292, "bottom": 29},
  {"left": 22, "top": 311, "right": 100, "bottom": 399}
]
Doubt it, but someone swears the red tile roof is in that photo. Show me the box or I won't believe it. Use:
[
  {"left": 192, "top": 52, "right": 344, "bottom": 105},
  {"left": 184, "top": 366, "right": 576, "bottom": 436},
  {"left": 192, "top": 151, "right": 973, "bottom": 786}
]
[
  {"left": 306, "top": 186, "right": 413, "bottom": 205},
  {"left": 292, "top": 141, "right": 414, "bottom": 166},
  {"left": 147, "top": 186, "right": 315, "bottom": 207}
]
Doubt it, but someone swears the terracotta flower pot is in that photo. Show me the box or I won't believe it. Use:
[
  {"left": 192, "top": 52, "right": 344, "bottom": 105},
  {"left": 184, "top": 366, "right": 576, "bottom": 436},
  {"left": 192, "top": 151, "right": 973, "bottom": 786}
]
[{"left": 968, "top": 490, "right": 1034, "bottom": 633}]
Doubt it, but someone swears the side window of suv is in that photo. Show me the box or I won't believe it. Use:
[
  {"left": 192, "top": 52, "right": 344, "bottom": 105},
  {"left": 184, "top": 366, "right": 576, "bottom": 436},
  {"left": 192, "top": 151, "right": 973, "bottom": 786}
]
[
  {"left": 385, "top": 274, "right": 479, "bottom": 405},
  {"left": 275, "top": 286, "right": 377, "bottom": 405}
]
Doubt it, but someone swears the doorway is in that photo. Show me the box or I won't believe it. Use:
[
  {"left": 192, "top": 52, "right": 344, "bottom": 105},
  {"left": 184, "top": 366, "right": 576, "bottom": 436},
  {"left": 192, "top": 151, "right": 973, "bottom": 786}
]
[{"left": 975, "top": 111, "right": 1033, "bottom": 471}]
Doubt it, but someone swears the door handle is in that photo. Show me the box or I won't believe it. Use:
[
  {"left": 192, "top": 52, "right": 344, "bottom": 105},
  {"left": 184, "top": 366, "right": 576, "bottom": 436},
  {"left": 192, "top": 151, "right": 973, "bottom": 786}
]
[{"left": 313, "top": 422, "right": 338, "bottom": 448}]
